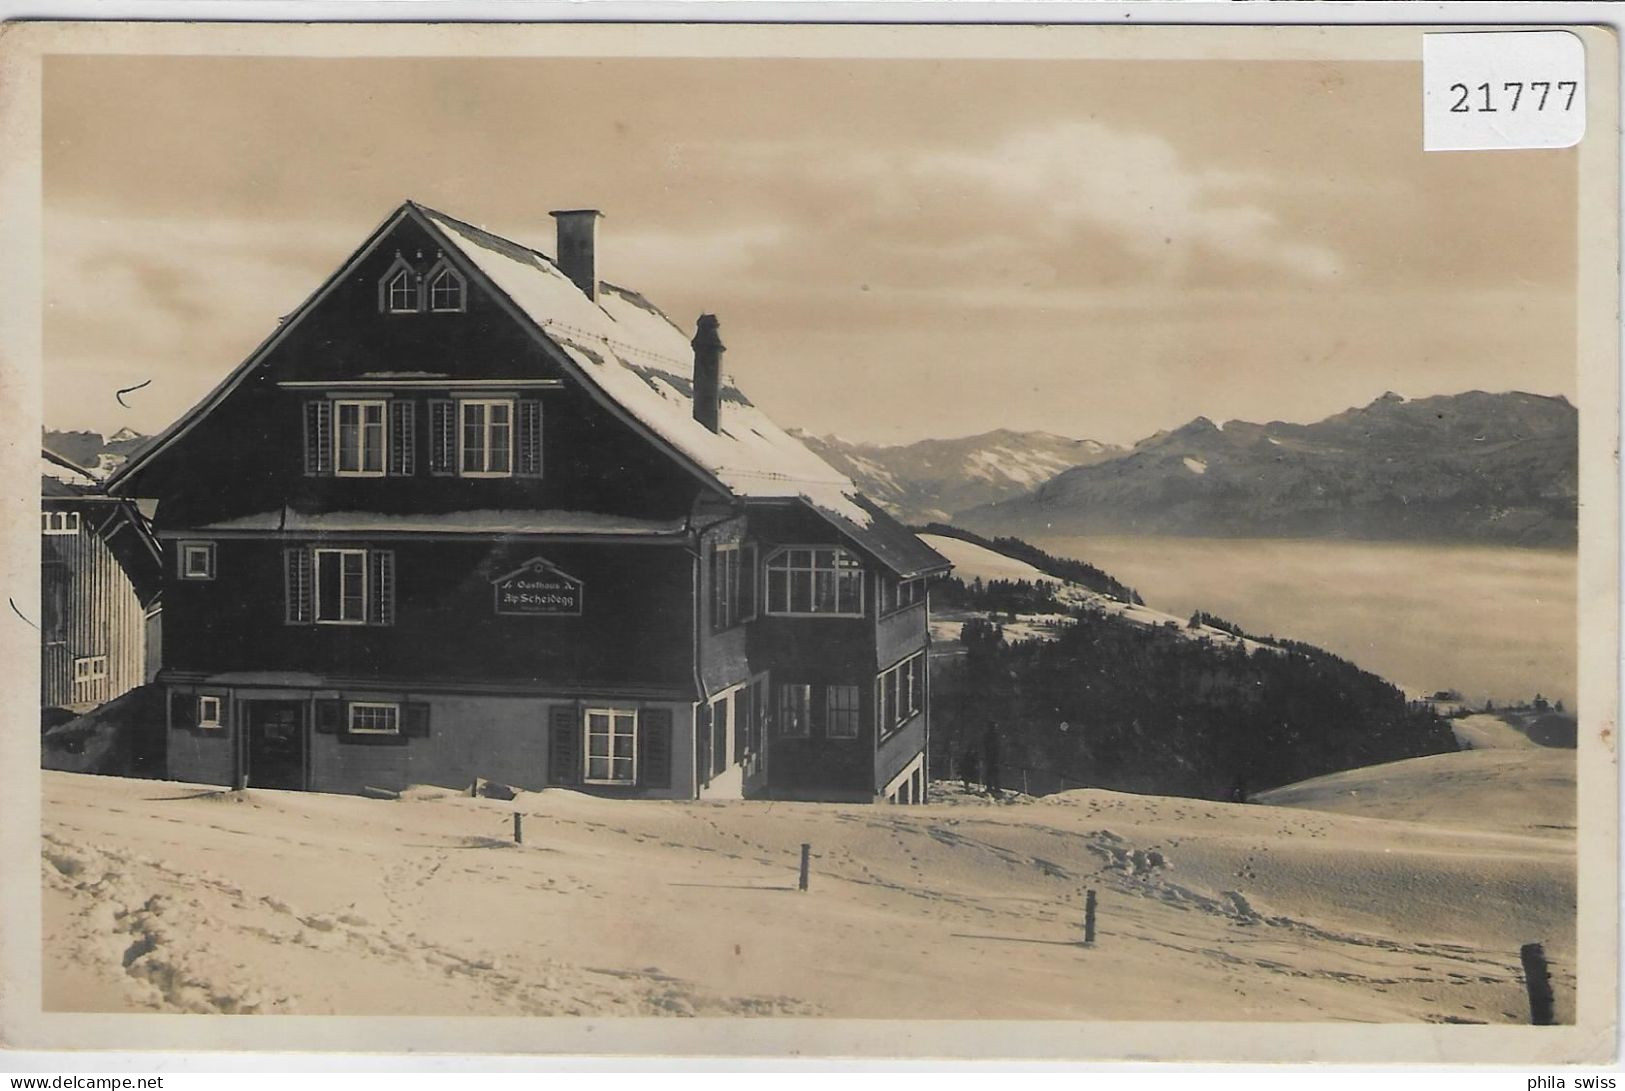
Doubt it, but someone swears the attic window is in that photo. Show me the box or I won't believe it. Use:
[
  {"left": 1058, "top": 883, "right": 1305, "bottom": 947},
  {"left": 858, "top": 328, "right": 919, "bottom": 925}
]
[
  {"left": 379, "top": 255, "right": 421, "bottom": 314},
  {"left": 386, "top": 270, "right": 418, "bottom": 313},
  {"left": 428, "top": 265, "right": 466, "bottom": 312}
]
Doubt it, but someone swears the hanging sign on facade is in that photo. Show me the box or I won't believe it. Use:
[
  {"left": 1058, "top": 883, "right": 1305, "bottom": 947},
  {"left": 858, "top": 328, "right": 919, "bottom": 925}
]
[{"left": 492, "top": 557, "right": 584, "bottom": 616}]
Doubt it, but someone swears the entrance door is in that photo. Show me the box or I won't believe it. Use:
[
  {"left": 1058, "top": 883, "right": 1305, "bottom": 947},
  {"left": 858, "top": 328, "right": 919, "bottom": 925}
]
[{"left": 246, "top": 701, "right": 306, "bottom": 790}]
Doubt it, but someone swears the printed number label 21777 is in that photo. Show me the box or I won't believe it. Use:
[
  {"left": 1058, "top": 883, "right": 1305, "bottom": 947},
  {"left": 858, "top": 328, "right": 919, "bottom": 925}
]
[
  {"left": 1448, "top": 80, "right": 1578, "bottom": 114},
  {"left": 1424, "top": 32, "right": 1586, "bottom": 151}
]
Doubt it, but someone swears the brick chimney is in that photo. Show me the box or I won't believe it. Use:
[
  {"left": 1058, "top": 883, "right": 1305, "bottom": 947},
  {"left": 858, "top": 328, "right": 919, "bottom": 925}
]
[
  {"left": 692, "top": 314, "right": 725, "bottom": 433},
  {"left": 549, "top": 209, "right": 603, "bottom": 302}
]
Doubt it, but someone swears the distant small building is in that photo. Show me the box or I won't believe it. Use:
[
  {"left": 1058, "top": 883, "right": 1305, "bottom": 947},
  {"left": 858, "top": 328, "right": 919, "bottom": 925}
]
[{"left": 40, "top": 450, "right": 163, "bottom": 714}]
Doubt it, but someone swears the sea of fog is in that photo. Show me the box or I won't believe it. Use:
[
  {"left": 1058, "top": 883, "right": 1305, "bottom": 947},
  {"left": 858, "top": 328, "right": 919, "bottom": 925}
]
[{"left": 1031, "top": 536, "right": 1577, "bottom": 709}]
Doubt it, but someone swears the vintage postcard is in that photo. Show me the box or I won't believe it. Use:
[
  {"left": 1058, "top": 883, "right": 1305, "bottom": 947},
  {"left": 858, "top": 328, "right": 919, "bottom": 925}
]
[{"left": 0, "top": 16, "right": 1617, "bottom": 1065}]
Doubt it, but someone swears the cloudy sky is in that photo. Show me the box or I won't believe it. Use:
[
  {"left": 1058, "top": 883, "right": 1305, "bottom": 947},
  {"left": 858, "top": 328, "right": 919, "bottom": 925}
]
[{"left": 44, "top": 53, "right": 1577, "bottom": 446}]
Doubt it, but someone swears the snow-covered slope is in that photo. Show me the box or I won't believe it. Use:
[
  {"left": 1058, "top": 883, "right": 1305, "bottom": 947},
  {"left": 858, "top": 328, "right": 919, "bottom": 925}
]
[
  {"left": 1253, "top": 749, "right": 1574, "bottom": 838},
  {"left": 920, "top": 533, "right": 1275, "bottom": 653},
  {"left": 41, "top": 768, "right": 1572, "bottom": 1024}
]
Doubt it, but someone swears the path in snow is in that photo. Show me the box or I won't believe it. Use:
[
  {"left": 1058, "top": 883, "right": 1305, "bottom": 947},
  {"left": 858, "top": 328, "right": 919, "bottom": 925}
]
[{"left": 42, "top": 760, "right": 1573, "bottom": 1023}]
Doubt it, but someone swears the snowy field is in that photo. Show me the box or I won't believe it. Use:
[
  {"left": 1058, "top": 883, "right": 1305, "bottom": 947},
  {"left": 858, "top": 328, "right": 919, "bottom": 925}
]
[{"left": 42, "top": 755, "right": 1574, "bottom": 1022}]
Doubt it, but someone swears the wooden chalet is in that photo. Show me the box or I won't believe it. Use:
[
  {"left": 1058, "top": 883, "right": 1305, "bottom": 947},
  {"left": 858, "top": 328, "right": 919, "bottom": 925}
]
[
  {"left": 106, "top": 201, "right": 950, "bottom": 803},
  {"left": 41, "top": 450, "right": 163, "bottom": 714}
]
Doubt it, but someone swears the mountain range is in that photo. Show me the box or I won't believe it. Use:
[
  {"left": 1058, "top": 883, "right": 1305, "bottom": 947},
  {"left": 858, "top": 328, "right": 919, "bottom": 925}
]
[
  {"left": 47, "top": 389, "right": 1578, "bottom": 547},
  {"left": 792, "top": 429, "right": 1120, "bottom": 524},
  {"left": 817, "top": 391, "right": 1578, "bottom": 548}
]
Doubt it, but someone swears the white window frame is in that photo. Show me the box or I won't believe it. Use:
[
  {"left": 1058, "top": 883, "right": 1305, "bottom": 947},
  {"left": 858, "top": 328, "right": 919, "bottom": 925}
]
[
  {"left": 764, "top": 546, "right": 865, "bottom": 618},
  {"left": 71, "top": 654, "right": 107, "bottom": 683},
  {"left": 457, "top": 398, "right": 515, "bottom": 478},
  {"left": 197, "top": 694, "right": 223, "bottom": 729},
  {"left": 333, "top": 399, "right": 389, "bottom": 477},
  {"left": 179, "top": 541, "right": 216, "bottom": 580},
  {"left": 348, "top": 701, "right": 401, "bottom": 735},
  {"left": 711, "top": 543, "right": 757, "bottom": 631},
  {"left": 583, "top": 707, "right": 638, "bottom": 786},
  {"left": 386, "top": 268, "right": 418, "bottom": 313},
  {"left": 877, "top": 652, "right": 925, "bottom": 738},
  {"left": 41, "top": 510, "right": 80, "bottom": 536},
  {"left": 428, "top": 266, "right": 466, "bottom": 313},
  {"left": 313, "top": 547, "right": 369, "bottom": 626}
]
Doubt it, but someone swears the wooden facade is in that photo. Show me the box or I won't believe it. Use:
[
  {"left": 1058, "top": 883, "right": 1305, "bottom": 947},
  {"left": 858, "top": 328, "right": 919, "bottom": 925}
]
[
  {"left": 108, "top": 201, "right": 949, "bottom": 802},
  {"left": 41, "top": 453, "right": 163, "bottom": 713}
]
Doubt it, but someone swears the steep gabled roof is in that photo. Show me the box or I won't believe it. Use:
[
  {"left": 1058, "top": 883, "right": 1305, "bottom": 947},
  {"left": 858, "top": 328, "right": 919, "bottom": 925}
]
[{"left": 108, "top": 200, "right": 950, "bottom": 578}]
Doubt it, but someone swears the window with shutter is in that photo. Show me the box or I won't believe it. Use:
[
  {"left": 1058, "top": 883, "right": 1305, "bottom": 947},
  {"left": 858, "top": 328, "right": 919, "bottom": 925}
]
[
  {"left": 369, "top": 550, "right": 395, "bottom": 626},
  {"left": 638, "top": 707, "right": 672, "bottom": 788},
  {"left": 389, "top": 400, "right": 416, "bottom": 476},
  {"left": 429, "top": 400, "right": 455, "bottom": 475},
  {"left": 516, "top": 400, "right": 543, "bottom": 477},
  {"left": 170, "top": 689, "right": 198, "bottom": 730},
  {"left": 548, "top": 705, "right": 581, "bottom": 786},
  {"left": 304, "top": 400, "right": 333, "bottom": 475},
  {"left": 284, "top": 548, "right": 313, "bottom": 624}
]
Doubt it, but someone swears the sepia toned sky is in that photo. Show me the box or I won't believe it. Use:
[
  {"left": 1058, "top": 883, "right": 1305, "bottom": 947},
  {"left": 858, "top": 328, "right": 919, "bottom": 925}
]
[{"left": 43, "top": 54, "right": 1578, "bottom": 446}]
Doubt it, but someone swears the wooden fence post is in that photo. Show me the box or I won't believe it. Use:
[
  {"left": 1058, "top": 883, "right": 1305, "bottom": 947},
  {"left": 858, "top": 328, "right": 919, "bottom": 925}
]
[
  {"left": 1520, "top": 942, "right": 1555, "bottom": 1025},
  {"left": 513, "top": 812, "right": 523, "bottom": 845},
  {"left": 1084, "top": 889, "right": 1097, "bottom": 946},
  {"left": 798, "top": 843, "right": 811, "bottom": 892}
]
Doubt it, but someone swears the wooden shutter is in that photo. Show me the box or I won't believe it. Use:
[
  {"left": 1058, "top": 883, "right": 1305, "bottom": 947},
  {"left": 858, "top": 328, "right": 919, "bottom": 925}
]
[
  {"left": 314, "top": 699, "right": 343, "bottom": 734},
  {"left": 638, "top": 707, "right": 672, "bottom": 789},
  {"left": 516, "top": 399, "right": 543, "bottom": 477},
  {"left": 696, "top": 703, "right": 712, "bottom": 785},
  {"left": 402, "top": 702, "right": 431, "bottom": 738},
  {"left": 739, "top": 544, "right": 757, "bottom": 621},
  {"left": 733, "top": 687, "right": 750, "bottom": 763},
  {"left": 284, "top": 548, "right": 312, "bottom": 624},
  {"left": 429, "top": 400, "right": 455, "bottom": 475},
  {"left": 369, "top": 550, "right": 395, "bottom": 626},
  {"left": 170, "top": 689, "right": 197, "bottom": 730},
  {"left": 389, "top": 400, "right": 416, "bottom": 476},
  {"left": 304, "top": 400, "right": 332, "bottom": 475},
  {"left": 548, "top": 705, "right": 580, "bottom": 785}
]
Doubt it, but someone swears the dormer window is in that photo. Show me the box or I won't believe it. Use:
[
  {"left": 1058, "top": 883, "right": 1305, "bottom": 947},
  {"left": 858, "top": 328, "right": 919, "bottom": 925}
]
[
  {"left": 427, "top": 262, "right": 466, "bottom": 313},
  {"left": 378, "top": 254, "right": 421, "bottom": 314}
]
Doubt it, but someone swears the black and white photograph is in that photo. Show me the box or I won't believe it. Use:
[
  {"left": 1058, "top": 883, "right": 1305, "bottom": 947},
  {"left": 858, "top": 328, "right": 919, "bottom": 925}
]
[{"left": 1, "top": 16, "right": 1618, "bottom": 1064}]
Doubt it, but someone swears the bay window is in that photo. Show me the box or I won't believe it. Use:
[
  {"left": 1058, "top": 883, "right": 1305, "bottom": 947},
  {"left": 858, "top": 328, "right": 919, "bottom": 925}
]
[{"left": 765, "top": 546, "right": 863, "bottom": 616}]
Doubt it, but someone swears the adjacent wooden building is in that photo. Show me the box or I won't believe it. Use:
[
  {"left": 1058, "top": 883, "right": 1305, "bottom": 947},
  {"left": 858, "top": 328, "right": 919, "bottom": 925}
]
[
  {"left": 41, "top": 450, "right": 163, "bottom": 714},
  {"left": 107, "top": 202, "right": 949, "bottom": 802}
]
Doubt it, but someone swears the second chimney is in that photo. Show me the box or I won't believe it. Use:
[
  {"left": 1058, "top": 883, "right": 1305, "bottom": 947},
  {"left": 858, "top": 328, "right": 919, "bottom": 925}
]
[
  {"left": 549, "top": 209, "right": 603, "bottom": 302},
  {"left": 692, "top": 314, "right": 725, "bottom": 433}
]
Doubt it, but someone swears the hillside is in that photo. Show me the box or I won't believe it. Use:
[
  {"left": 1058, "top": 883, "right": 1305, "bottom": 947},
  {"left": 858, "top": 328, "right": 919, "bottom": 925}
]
[
  {"left": 41, "top": 767, "right": 1574, "bottom": 1028},
  {"left": 796, "top": 429, "right": 1119, "bottom": 524},
  {"left": 958, "top": 391, "right": 1577, "bottom": 547},
  {"left": 921, "top": 530, "right": 1457, "bottom": 800}
]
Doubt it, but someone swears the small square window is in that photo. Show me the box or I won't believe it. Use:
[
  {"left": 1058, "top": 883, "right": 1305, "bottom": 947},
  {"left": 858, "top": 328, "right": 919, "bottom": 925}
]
[
  {"left": 198, "top": 695, "right": 223, "bottom": 728},
  {"left": 179, "top": 541, "right": 216, "bottom": 580},
  {"left": 348, "top": 702, "right": 400, "bottom": 735}
]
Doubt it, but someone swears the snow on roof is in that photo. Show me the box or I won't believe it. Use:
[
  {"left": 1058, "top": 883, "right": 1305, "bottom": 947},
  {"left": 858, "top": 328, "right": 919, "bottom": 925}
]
[
  {"left": 418, "top": 206, "right": 876, "bottom": 531},
  {"left": 41, "top": 449, "right": 98, "bottom": 494},
  {"left": 178, "top": 509, "right": 689, "bottom": 538}
]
